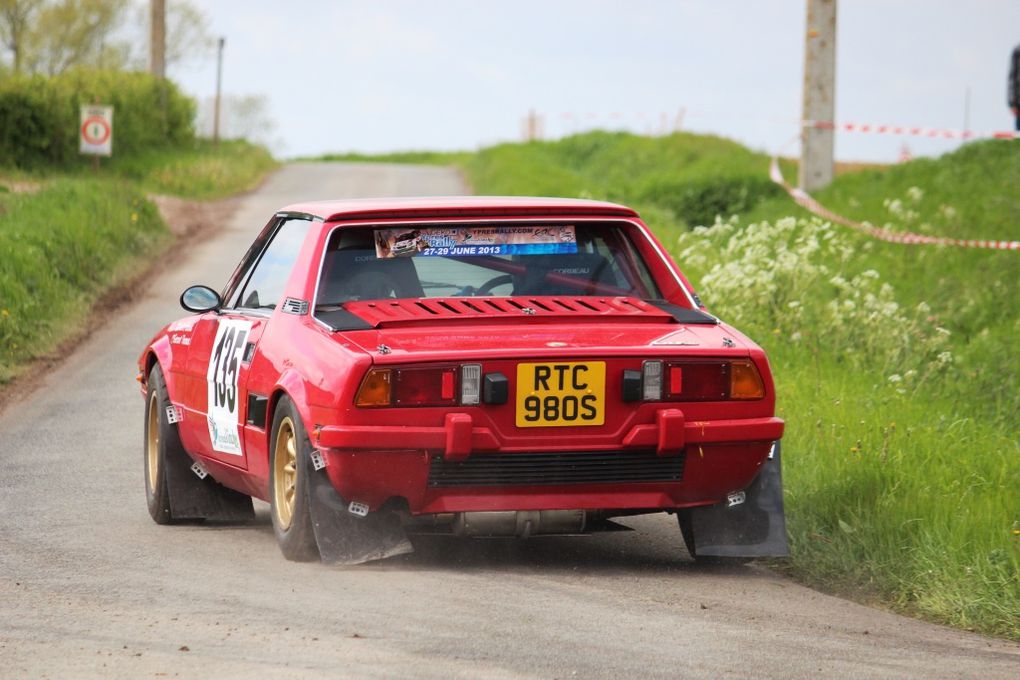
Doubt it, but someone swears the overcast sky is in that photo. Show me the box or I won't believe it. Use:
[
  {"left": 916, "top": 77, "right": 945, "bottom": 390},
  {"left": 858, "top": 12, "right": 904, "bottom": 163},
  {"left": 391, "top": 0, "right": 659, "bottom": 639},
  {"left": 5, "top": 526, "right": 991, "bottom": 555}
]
[{"left": 171, "top": 1, "right": 1020, "bottom": 162}]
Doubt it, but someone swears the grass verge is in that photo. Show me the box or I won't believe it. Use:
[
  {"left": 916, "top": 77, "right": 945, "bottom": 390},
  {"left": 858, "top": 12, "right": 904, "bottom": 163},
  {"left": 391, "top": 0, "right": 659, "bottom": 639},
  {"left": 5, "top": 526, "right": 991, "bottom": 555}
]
[
  {"left": 0, "top": 180, "right": 169, "bottom": 386},
  {"left": 305, "top": 149, "right": 471, "bottom": 166},
  {"left": 2, "top": 139, "right": 277, "bottom": 201},
  {"left": 332, "top": 131, "right": 1019, "bottom": 640},
  {"left": 0, "top": 139, "right": 277, "bottom": 389},
  {"left": 105, "top": 139, "right": 278, "bottom": 200}
]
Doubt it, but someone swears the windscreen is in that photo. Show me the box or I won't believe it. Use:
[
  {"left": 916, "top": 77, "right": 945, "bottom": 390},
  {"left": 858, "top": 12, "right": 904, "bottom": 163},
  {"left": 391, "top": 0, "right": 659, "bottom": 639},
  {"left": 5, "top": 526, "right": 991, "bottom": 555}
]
[{"left": 315, "top": 222, "right": 661, "bottom": 306}]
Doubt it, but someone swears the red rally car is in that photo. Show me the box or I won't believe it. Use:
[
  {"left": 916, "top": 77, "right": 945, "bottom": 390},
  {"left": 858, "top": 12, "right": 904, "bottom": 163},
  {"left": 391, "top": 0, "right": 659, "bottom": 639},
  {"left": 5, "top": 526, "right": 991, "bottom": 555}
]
[{"left": 139, "top": 196, "right": 787, "bottom": 564}]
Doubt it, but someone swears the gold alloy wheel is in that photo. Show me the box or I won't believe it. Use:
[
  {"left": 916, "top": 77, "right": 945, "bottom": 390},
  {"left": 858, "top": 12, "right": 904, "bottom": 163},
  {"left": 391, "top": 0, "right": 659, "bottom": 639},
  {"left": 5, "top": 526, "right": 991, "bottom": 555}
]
[
  {"left": 147, "top": 391, "right": 160, "bottom": 492},
  {"left": 272, "top": 417, "right": 298, "bottom": 530}
]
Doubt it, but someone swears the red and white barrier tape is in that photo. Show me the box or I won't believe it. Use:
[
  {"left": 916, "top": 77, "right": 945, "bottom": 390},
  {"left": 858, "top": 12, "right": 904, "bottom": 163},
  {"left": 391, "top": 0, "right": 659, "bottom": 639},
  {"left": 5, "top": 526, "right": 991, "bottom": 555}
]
[
  {"left": 538, "top": 109, "right": 1020, "bottom": 141},
  {"left": 803, "top": 119, "right": 1019, "bottom": 140},
  {"left": 768, "top": 156, "right": 1020, "bottom": 251}
]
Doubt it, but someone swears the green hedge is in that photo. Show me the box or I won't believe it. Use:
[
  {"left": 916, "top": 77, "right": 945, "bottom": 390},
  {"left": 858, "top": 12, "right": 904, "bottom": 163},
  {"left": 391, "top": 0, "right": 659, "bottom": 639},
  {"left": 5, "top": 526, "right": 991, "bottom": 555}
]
[
  {"left": 638, "top": 174, "right": 782, "bottom": 228},
  {"left": 0, "top": 69, "right": 195, "bottom": 168}
]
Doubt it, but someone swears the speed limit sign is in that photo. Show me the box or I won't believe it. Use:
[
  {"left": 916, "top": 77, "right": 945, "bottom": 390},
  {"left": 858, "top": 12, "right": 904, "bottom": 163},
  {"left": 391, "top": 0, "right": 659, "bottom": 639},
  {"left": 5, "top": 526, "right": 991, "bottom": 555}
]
[{"left": 80, "top": 105, "right": 113, "bottom": 156}]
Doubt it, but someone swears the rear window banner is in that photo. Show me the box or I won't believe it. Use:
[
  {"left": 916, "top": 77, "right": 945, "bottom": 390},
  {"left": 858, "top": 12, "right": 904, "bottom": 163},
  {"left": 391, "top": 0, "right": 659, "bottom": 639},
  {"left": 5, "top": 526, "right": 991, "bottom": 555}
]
[{"left": 375, "top": 226, "right": 578, "bottom": 258}]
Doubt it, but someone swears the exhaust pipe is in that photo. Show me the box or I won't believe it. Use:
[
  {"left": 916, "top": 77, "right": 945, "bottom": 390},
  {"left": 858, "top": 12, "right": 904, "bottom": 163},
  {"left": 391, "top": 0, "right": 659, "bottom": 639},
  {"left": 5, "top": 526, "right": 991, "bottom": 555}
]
[{"left": 452, "top": 510, "right": 586, "bottom": 537}]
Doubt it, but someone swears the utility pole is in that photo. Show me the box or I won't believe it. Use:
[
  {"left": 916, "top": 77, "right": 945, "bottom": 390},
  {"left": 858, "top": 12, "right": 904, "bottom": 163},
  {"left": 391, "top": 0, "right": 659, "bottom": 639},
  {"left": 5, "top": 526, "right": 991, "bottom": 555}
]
[
  {"left": 963, "top": 86, "right": 971, "bottom": 134},
  {"left": 150, "top": 0, "right": 165, "bottom": 79},
  {"left": 524, "top": 109, "right": 539, "bottom": 141},
  {"left": 799, "top": 0, "right": 837, "bottom": 191},
  {"left": 213, "top": 37, "right": 225, "bottom": 144}
]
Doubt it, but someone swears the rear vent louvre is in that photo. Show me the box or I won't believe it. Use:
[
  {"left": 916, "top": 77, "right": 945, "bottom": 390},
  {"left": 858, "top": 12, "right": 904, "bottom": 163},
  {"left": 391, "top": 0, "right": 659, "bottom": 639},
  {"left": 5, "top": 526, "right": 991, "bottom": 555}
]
[
  {"left": 346, "top": 296, "right": 675, "bottom": 325},
  {"left": 428, "top": 450, "right": 684, "bottom": 487}
]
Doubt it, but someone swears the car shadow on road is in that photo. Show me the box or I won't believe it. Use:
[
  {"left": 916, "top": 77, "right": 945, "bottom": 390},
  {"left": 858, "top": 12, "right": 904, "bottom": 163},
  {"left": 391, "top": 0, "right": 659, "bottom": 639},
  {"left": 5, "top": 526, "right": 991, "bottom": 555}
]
[
  {"left": 382, "top": 514, "right": 765, "bottom": 578},
  {"left": 206, "top": 504, "right": 769, "bottom": 578}
]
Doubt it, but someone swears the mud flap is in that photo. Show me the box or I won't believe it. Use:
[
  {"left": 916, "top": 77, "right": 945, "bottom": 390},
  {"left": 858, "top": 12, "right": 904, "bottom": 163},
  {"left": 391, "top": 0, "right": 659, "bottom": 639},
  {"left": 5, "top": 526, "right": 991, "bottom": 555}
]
[
  {"left": 163, "top": 431, "right": 254, "bottom": 522},
  {"left": 689, "top": 441, "right": 789, "bottom": 557},
  {"left": 305, "top": 459, "right": 413, "bottom": 566}
]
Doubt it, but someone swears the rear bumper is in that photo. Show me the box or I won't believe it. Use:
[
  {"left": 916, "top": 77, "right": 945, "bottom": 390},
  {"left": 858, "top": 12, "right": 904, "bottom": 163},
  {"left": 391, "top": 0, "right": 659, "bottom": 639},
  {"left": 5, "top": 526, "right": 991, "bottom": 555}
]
[
  {"left": 315, "top": 415, "right": 783, "bottom": 515},
  {"left": 316, "top": 414, "right": 784, "bottom": 457}
]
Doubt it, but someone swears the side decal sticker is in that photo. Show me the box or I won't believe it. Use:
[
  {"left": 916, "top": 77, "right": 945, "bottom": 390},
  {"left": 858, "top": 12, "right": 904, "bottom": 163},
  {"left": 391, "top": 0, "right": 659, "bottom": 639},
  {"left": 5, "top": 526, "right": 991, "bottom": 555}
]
[{"left": 206, "top": 318, "right": 253, "bottom": 455}]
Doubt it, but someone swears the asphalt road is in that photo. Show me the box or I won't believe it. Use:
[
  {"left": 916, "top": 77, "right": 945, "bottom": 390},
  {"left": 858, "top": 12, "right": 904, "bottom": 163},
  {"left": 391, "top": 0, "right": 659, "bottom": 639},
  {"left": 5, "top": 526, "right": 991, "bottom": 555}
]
[{"left": 1, "top": 162, "right": 1018, "bottom": 679}]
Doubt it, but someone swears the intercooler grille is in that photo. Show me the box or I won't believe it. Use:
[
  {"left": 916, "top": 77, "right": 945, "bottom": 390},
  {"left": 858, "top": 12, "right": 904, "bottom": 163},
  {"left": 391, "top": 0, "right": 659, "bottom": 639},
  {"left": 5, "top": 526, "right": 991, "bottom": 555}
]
[{"left": 427, "top": 450, "right": 685, "bottom": 488}]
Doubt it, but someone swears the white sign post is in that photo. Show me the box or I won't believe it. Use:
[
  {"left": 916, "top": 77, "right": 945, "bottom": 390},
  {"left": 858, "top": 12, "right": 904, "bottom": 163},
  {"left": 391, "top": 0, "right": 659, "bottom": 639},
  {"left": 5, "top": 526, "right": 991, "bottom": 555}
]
[{"left": 79, "top": 105, "right": 113, "bottom": 158}]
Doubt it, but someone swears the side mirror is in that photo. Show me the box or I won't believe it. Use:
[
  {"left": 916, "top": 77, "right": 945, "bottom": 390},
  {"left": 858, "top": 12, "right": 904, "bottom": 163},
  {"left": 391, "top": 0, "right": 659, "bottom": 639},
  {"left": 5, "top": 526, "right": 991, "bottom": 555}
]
[{"left": 180, "top": 285, "right": 222, "bottom": 313}]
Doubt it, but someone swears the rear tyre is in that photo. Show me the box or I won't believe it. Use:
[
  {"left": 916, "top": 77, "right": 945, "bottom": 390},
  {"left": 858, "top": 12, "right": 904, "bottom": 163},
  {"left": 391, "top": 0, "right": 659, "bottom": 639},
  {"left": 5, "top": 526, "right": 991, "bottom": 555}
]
[
  {"left": 269, "top": 397, "right": 320, "bottom": 562},
  {"left": 144, "top": 365, "right": 176, "bottom": 525},
  {"left": 676, "top": 510, "right": 751, "bottom": 565}
]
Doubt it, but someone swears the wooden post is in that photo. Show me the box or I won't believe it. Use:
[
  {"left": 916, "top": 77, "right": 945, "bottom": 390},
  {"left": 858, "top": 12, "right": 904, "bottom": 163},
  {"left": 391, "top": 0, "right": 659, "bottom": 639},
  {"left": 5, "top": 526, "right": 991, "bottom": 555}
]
[
  {"left": 150, "top": 0, "right": 165, "bottom": 79},
  {"left": 93, "top": 97, "right": 101, "bottom": 173}
]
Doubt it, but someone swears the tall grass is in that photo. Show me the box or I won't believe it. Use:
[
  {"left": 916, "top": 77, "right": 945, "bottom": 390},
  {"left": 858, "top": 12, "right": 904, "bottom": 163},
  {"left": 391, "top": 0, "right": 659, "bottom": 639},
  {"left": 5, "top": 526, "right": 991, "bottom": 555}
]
[
  {"left": 0, "top": 180, "right": 169, "bottom": 384},
  {"left": 444, "top": 131, "right": 1019, "bottom": 640},
  {"left": 69, "top": 139, "right": 277, "bottom": 200},
  {"left": 461, "top": 131, "right": 788, "bottom": 228},
  {"left": 0, "top": 141, "right": 278, "bottom": 385}
]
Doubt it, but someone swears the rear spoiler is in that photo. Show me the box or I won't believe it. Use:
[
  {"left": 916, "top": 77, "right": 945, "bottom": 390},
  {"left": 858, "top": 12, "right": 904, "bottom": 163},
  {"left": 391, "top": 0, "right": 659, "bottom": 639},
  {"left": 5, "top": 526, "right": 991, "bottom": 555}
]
[{"left": 324, "top": 205, "right": 639, "bottom": 222}]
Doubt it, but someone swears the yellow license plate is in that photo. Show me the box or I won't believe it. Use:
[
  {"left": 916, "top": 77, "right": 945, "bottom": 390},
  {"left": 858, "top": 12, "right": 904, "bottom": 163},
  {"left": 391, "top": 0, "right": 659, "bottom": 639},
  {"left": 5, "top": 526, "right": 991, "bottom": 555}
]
[{"left": 515, "top": 361, "right": 606, "bottom": 427}]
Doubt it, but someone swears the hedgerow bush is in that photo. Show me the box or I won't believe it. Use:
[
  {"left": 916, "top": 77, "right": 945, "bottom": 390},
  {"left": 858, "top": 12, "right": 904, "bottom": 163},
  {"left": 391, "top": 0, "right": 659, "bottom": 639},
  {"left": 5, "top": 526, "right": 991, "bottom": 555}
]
[
  {"left": 676, "top": 215, "right": 955, "bottom": 386},
  {"left": 458, "top": 131, "right": 778, "bottom": 224},
  {"left": 639, "top": 175, "right": 781, "bottom": 228},
  {"left": 0, "top": 69, "right": 194, "bottom": 168}
]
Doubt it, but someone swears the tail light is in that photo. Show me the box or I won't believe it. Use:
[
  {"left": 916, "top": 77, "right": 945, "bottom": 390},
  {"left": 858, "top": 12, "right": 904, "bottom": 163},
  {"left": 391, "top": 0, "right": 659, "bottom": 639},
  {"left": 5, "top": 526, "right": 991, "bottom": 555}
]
[
  {"left": 640, "top": 359, "right": 765, "bottom": 401},
  {"left": 356, "top": 368, "right": 392, "bottom": 407},
  {"left": 729, "top": 360, "right": 766, "bottom": 399},
  {"left": 357, "top": 364, "right": 481, "bottom": 407}
]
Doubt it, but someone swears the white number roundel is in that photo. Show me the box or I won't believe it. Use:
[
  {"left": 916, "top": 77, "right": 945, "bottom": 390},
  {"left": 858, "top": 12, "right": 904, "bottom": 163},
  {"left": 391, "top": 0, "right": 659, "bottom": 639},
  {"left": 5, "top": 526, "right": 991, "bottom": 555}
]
[{"left": 206, "top": 319, "right": 252, "bottom": 455}]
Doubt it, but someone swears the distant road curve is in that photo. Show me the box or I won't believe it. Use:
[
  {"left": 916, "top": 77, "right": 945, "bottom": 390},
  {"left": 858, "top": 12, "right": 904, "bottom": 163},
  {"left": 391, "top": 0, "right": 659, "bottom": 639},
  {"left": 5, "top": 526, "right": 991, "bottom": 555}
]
[{"left": 1, "top": 162, "right": 1017, "bottom": 679}]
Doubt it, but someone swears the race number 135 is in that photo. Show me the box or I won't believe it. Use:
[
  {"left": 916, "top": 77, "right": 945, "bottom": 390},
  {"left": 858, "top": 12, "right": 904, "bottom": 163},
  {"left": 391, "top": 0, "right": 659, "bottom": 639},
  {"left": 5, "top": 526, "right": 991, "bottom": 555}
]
[{"left": 206, "top": 318, "right": 252, "bottom": 455}]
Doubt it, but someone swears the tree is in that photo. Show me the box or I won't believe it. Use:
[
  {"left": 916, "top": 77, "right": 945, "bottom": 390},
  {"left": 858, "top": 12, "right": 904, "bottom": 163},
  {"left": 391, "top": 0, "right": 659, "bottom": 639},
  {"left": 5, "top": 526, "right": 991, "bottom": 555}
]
[
  {"left": 0, "top": 0, "right": 43, "bottom": 73},
  {"left": 163, "top": 0, "right": 213, "bottom": 70},
  {"left": 23, "top": 0, "right": 131, "bottom": 75},
  {"left": 0, "top": 0, "right": 212, "bottom": 76},
  {"left": 197, "top": 93, "right": 276, "bottom": 145}
]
